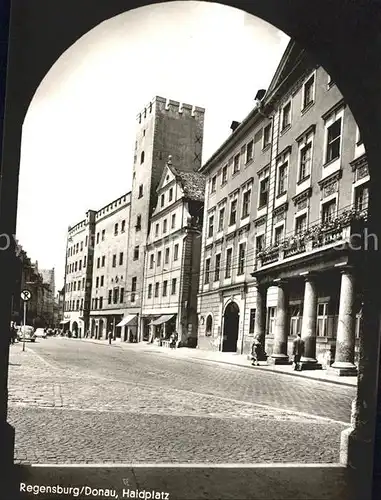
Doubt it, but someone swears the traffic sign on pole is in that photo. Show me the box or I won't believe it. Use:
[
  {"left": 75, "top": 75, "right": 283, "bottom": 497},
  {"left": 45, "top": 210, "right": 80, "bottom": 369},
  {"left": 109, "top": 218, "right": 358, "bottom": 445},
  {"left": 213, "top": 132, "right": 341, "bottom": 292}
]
[{"left": 20, "top": 290, "right": 32, "bottom": 302}]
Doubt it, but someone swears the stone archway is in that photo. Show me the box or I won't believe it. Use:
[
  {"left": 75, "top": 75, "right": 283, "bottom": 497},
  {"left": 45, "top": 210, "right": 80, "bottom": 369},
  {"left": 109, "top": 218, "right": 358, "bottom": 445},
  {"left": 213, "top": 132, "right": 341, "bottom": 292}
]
[
  {"left": 71, "top": 321, "right": 78, "bottom": 338},
  {"left": 222, "top": 302, "right": 240, "bottom": 353},
  {"left": 1, "top": 2, "right": 381, "bottom": 498}
]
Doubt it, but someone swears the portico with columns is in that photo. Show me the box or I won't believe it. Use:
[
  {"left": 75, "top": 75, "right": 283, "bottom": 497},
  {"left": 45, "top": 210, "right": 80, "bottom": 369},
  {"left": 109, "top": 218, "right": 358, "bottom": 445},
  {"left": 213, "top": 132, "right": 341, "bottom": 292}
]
[{"left": 251, "top": 250, "right": 361, "bottom": 374}]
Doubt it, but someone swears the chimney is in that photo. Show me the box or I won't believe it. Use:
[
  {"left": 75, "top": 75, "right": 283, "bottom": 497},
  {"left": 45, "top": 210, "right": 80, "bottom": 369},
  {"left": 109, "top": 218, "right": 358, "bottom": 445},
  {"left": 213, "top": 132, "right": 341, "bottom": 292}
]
[
  {"left": 255, "top": 89, "right": 266, "bottom": 101},
  {"left": 230, "top": 121, "right": 240, "bottom": 133}
]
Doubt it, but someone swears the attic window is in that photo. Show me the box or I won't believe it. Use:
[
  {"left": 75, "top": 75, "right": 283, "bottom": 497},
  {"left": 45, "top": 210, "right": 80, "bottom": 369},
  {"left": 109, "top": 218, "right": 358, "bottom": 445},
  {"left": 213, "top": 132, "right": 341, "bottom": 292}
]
[{"left": 166, "top": 175, "right": 169, "bottom": 181}]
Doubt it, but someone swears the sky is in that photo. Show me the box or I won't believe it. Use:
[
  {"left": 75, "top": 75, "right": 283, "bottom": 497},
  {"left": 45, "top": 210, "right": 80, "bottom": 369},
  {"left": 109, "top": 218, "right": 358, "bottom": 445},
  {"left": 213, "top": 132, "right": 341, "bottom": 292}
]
[{"left": 16, "top": 1, "right": 290, "bottom": 291}]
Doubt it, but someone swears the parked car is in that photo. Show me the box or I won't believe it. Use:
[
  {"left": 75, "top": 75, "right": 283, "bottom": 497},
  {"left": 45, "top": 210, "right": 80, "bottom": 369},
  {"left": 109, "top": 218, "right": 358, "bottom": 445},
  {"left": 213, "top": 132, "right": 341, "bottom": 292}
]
[
  {"left": 34, "top": 328, "right": 47, "bottom": 339},
  {"left": 18, "top": 325, "right": 36, "bottom": 342}
]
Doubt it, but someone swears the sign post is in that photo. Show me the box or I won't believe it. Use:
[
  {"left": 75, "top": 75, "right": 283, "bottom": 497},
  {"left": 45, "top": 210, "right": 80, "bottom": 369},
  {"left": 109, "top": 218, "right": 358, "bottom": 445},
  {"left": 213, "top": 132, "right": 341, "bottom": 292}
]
[{"left": 20, "top": 289, "right": 32, "bottom": 352}]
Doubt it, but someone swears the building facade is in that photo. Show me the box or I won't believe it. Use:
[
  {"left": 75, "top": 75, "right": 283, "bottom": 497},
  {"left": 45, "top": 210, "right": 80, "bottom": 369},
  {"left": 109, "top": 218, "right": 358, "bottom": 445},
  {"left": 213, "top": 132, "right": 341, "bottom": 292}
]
[
  {"left": 63, "top": 210, "right": 96, "bottom": 336},
  {"left": 125, "top": 96, "right": 205, "bottom": 333},
  {"left": 197, "top": 41, "right": 367, "bottom": 375},
  {"left": 89, "top": 193, "right": 132, "bottom": 341},
  {"left": 140, "top": 157, "right": 205, "bottom": 345}
]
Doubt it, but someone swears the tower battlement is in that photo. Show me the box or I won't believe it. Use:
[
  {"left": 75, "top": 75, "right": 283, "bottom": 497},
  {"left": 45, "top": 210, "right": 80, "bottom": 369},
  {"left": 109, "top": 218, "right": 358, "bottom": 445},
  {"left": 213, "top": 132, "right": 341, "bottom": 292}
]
[{"left": 136, "top": 96, "right": 205, "bottom": 122}]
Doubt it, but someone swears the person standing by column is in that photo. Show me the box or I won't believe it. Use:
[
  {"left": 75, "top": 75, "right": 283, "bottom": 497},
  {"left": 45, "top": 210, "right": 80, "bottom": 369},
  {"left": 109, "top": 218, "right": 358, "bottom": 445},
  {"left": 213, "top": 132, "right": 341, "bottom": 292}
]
[
  {"left": 108, "top": 330, "right": 112, "bottom": 345},
  {"left": 292, "top": 332, "right": 305, "bottom": 371}
]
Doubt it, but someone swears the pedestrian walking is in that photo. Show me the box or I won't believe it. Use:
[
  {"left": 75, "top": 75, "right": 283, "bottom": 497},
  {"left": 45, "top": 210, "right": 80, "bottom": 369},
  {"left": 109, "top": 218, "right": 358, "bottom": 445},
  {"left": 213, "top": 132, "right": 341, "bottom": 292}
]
[
  {"left": 170, "top": 330, "right": 178, "bottom": 349},
  {"left": 292, "top": 332, "right": 305, "bottom": 371},
  {"left": 108, "top": 330, "right": 113, "bottom": 345},
  {"left": 251, "top": 339, "right": 262, "bottom": 366}
]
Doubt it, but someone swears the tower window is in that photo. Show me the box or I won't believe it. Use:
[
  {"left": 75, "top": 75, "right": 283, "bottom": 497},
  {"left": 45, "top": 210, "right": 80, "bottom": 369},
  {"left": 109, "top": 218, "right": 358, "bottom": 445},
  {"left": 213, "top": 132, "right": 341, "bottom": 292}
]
[
  {"left": 140, "top": 151, "right": 145, "bottom": 164},
  {"left": 138, "top": 185, "right": 143, "bottom": 198}
]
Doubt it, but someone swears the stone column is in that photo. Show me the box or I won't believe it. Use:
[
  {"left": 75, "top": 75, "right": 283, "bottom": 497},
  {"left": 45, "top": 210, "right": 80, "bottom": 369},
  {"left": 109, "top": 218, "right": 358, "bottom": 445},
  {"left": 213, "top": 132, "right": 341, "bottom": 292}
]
[
  {"left": 254, "top": 282, "right": 267, "bottom": 347},
  {"left": 300, "top": 274, "right": 321, "bottom": 369},
  {"left": 270, "top": 280, "right": 289, "bottom": 364},
  {"left": 329, "top": 267, "right": 358, "bottom": 376}
]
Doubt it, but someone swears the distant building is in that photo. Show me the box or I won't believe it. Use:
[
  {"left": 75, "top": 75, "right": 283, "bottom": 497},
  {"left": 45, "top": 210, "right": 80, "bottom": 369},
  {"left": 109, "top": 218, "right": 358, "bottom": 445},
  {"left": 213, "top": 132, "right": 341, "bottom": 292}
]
[
  {"left": 40, "top": 268, "right": 55, "bottom": 297},
  {"left": 140, "top": 157, "right": 205, "bottom": 346}
]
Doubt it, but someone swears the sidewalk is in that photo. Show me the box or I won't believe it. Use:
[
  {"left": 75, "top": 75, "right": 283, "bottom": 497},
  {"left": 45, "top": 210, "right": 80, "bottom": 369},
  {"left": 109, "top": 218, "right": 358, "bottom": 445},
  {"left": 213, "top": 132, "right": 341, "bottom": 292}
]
[{"left": 76, "top": 337, "right": 357, "bottom": 387}]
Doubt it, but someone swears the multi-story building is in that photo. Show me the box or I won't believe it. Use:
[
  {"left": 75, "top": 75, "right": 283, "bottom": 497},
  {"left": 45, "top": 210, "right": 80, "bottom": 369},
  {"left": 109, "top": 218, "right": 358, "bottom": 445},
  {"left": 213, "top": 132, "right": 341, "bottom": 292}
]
[
  {"left": 40, "top": 268, "right": 55, "bottom": 297},
  {"left": 141, "top": 157, "right": 205, "bottom": 345},
  {"left": 125, "top": 96, "right": 205, "bottom": 335},
  {"left": 63, "top": 210, "right": 96, "bottom": 336},
  {"left": 89, "top": 193, "right": 131, "bottom": 341},
  {"left": 197, "top": 40, "right": 367, "bottom": 375}
]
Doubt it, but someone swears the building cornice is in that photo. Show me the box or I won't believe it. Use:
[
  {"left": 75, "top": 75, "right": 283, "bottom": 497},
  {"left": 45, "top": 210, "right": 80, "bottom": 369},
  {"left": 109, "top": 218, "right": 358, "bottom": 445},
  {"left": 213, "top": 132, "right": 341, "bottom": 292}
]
[{"left": 321, "top": 99, "right": 346, "bottom": 121}]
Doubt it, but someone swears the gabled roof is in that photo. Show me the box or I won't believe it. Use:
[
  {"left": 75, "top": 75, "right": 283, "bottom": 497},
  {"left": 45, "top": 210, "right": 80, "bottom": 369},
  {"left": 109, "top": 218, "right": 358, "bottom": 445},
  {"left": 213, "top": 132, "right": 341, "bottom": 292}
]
[{"left": 158, "top": 157, "right": 206, "bottom": 202}]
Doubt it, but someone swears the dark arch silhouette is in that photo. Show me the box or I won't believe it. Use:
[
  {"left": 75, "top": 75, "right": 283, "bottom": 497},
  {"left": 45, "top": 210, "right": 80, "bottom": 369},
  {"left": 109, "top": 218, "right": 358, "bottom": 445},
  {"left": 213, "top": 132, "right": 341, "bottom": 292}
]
[
  {"left": 1, "top": 1, "right": 381, "bottom": 498},
  {"left": 205, "top": 314, "right": 213, "bottom": 336},
  {"left": 222, "top": 301, "right": 240, "bottom": 352}
]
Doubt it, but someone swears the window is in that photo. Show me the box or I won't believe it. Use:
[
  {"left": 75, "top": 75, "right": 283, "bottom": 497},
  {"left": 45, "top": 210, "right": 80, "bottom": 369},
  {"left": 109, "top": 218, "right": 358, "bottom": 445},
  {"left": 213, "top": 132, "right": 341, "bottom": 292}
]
[
  {"left": 221, "top": 165, "right": 228, "bottom": 185},
  {"left": 171, "top": 214, "right": 176, "bottom": 229},
  {"left": 138, "top": 185, "right": 143, "bottom": 198},
  {"left": 326, "top": 118, "right": 342, "bottom": 163},
  {"left": 108, "top": 290, "right": 112, "bottom": 305},
  {"left": 233, "top": 154, "right": 240, "bottom": 174},
  {"left": 225, "top": 248, "right": 232, "bottom": 278},
  {"left": 96, "top": 233, "right": 100, "bottom": 244},
  {"left": 155, "top": 282, "right": 159, "bottom": 298},
  {"left": 289, "top": 305, "right": 302, "bottom": 336},
  {"left": 218, "top": 207, "right": 225, "bottom": 232},
  {"left": 114, "top": 224, "right": 118, "bottom": 236},
  {"left": 97, "top": 257, "right": 100, "bottom": 269},
  {"left": 99, "top": 297, "right": 104, "bottom": 309},
  {"left": 303, "top": 74, "right": 315, "bottom": 109},
  {"left": 259, "top": 177, "right": 269, "bottom": 208},
  {"left": 148, "top": 284, "right": 152, "bottom": 299},
  {"left": 157, "top": 251, "right": 162, "bottom": 267},
  {"left": 246, "top": 140, "right": 254, "bottom": 163},
  {"left": 163, "top": 219, "right": 167, "bottom": 233},
  {"left": 267, "top": 307, "right": 277, "bottom": 335},
  {"left": 295, "top": 213, "right": 307, "bottom": 235},
  {"left": 75, "top": 261, "right": 78, "bottom": 272},
  {"left": 112, "top": 255, "right": 116, "bottom": 267},
  {"left": 79, "top": 260, "right": 82, "bottom": 270},
  {"left": 131, "top": 277, "right": 137, "bottom": 292},
  {"left": 322, "top": 199, "right": 337, "bottom": 223},
  {"left": 136, "top": 215, "right": 142, "bottom": 231},
  {"left": 281, "top": 101, "right": 291, "bottom": 130},
  {"left": 140, "top": 151, "right": 145, "bottom": 164},
  {"left": 119, "top": 252, "right": 124, "bottom": 265},
  {"left": 101, "top": 256, "right": 105, "bottom": 267},
  {"left": 208, "top": 215, "right": 214, "bottom": 238},
  {"left": 120, "top": 288, "right": 124, "bottom": 303},
  {"left": 299, "top": 142, "right": 312, "bottom": 181},
  {"left": 133, "top": 246, "right": 139, "bottom": 261},
  {"left": 317, "top": 302, "right": 329, "bottom": 337},
  {"left": 249, "top": 309, "right": 256, "bottom": 334},
  {"left": 101, "top": 229, "right": 105, "bottom": 241},
  {"left": 256, "top": 234, "right": 265, "bottom": 254},
  {"left": 237, "top": 243, "right": 246, "bottom": 275},
  {"left": 204, "top": 258, "right": 211, "bottom": 284},
  {"left": 149, "top": 253, "right": 154, "bottom": 269},
  {"left": 277, "top": 162, "right": 288, "bottom": 195},
  {"left": 100, "top": 275, "right": 104, "bottom": 287},
  {"left": 165, "top": 248, "right": 170, "bottom": 265},
  {"left": 274, "top": 225, "right": 284, "bottom": 246},
  {"left": 80, "top": 241, "right": 83, "bottom": 251},
  {"left": 171, "top": 278, "right": 177, "bottom": 295},
  {"left": 85, "top": 236, "right": 88, "bottom": 247},
  {"left": 161, "top": 194, "right": 165, "bottom": 207},
  {"left": 229, "top": 199, "right": 237, "bottom": 225},
  {"left": 263, "top": 123, "right": 271, "bottom": 148},
  {"left": 96, "top": 277, "right": 99, "bottom": 288},
  {"left": 121, "top": 220, "right": 126, "bottom": 233},
  {"left": 163, "top": 281, "right": 168, "bottom": 297},
  {"left": 169, "top": 188, "right": 173, "bottom": 202},
  {"left": 214, "top": 254, "right": 221, "bottom": 281},
  {"left": 355, "top": 183, "right": 369, "bottom": 212},
  {"left": 155, "top": 223, "right": 159, "bottom": 237},
  {"left": 242, "top": 190, "right": 251, "bottom": 219},
  {"left": 210, "top": 175, "right": 217, "bottom": 193},
  {"left": 174, "top": 244, "right": 179, "bottom": 261}
]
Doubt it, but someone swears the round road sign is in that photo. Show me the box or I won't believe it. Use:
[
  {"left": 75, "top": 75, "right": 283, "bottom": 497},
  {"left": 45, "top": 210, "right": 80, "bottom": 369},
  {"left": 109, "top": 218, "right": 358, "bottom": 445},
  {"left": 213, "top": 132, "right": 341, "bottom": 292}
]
[{"left": 20, "top": 290, "right": 32, "bottom": 302}]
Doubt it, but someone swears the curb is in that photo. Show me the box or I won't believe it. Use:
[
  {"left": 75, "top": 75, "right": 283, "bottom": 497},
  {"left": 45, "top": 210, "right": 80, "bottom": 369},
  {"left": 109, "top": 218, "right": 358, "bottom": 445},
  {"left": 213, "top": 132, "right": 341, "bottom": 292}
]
[{"left": 65, "top": 338, "right": 356, "bottom": 388}]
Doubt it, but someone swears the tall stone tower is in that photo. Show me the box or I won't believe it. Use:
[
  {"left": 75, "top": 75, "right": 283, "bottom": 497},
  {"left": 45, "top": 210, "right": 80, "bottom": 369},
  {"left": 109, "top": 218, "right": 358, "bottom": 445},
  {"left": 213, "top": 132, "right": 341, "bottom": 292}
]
[{"left": 125, "top": 96, "right": 205, "bottom": 321}]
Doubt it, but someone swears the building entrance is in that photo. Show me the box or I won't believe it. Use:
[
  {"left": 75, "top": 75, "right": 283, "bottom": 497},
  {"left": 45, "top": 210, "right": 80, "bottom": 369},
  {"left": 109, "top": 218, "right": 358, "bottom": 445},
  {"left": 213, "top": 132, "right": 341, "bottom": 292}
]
[{"left": 222, "top": 302, "right": 239, "bottom": 352}]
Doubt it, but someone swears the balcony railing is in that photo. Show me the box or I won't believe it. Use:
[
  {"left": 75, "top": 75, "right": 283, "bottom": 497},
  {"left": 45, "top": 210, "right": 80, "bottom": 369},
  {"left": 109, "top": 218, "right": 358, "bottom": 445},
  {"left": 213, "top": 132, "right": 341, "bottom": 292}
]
[{"left": 256, "top": 207, "right": 367, "bottom": 269}]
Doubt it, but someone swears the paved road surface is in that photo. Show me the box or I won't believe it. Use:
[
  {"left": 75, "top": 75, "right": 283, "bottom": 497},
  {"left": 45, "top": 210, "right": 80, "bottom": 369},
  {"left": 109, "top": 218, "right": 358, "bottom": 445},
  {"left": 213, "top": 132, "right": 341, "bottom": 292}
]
[{"left": 7, "top": 338, "right": 355, "bottom": 465}]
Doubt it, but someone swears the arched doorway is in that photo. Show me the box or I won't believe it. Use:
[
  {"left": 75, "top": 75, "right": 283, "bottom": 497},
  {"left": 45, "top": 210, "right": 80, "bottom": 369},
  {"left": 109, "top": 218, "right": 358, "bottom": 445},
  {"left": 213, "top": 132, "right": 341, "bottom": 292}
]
[
  {"left": 71, "top": 321, "right": 78, "bottom": 338},
  {"left": 222, "top": 302, "right": 239, "bottom": 352},
  {"left": 205, "top": 315, "right": 213, "bottom": 337}
]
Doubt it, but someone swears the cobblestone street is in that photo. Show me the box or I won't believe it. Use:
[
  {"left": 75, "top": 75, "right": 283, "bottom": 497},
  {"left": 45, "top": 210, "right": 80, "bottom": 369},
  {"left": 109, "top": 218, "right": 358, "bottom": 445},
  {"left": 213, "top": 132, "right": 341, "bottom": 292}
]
[{"left": 7, "top": 338, "right": 355, "bottom": 465}]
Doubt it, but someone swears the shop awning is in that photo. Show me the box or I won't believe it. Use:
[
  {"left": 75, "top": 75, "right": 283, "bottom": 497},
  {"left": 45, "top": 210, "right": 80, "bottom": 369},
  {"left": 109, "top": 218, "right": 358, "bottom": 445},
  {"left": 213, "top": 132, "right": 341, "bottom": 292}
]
[
  {"left": 116, "top": 314, "right": 137, "bottom": 327},
  {"left": 151, "top": 314, "right": 175, "bottom": 326},
  {"left": 59, "top": 320, "right": 70, "bottom": 325}
]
